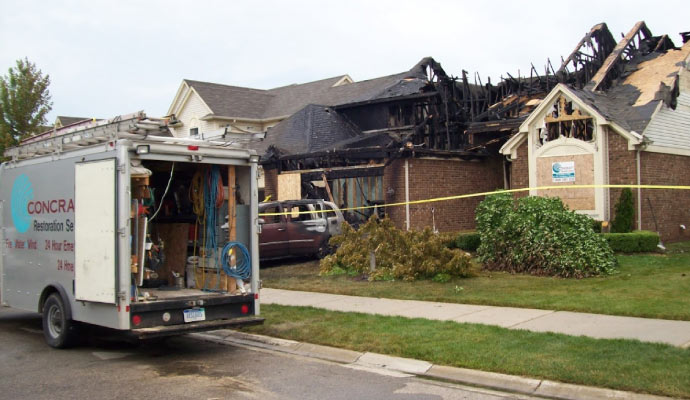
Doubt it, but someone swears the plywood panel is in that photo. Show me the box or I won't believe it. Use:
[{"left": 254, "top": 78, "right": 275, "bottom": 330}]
[
  {"left": 278, "top": 173, "right": 301, "bottom": 200},
  {"left": 152, "top": 223, "right": 189, "bottom": 285},
  {"left": 536, "top": 154, "right": 595, "bottom": 210}
]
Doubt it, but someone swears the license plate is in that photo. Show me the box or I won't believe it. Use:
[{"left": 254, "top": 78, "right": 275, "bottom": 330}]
[{"left": 183, "top": 308, "right": 206, "bottom": 323}]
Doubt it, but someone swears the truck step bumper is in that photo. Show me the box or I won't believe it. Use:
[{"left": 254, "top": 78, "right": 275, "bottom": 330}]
[{"left": 131, "top": 316, "right": 264, "bottom": 339}]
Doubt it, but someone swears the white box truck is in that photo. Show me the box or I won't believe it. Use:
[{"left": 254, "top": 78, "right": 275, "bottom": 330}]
[{"left": 0, "top": 112, "right": 263, "bottom": 347}]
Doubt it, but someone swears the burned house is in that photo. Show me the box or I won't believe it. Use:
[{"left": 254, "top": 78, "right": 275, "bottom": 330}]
[
  {"left": 258, "top": 58, "right": 513, "bottom": 231},
  {"left": 501, "top": 22, "right": 690, "bottom": 242},
  {"left": 259, "top": 22, "right": 690, "bottom": 241}
]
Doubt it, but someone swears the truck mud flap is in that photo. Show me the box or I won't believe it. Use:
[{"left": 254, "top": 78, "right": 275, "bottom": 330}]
[{"left": 131, "top": 316, "right": 264, "bottom": 339}]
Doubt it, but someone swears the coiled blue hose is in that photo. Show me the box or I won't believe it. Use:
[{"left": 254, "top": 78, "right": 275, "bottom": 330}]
[{"left": 221, "top": 241, "right": 251, "bottom": 280}]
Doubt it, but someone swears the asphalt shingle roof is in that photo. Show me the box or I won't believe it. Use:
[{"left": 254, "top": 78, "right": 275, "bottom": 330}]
[
  {"left": 184, "top": 57, "right": 434, "bottom": 120},
  {"left": 253, "top": 104, "right": 361, "bottom": 155}
]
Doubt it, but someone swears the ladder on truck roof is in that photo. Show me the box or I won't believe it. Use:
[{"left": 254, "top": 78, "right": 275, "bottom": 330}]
[{"left": 3, "top": 111, "right": 264, "bottom": 161}]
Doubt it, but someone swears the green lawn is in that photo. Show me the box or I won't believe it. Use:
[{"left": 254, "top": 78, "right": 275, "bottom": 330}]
[
  {"left": 245, "top": 305, "right": 690, "bottom": 398},
  {"left": 260, "top": 241, "right": 690, "bottom": 320}
]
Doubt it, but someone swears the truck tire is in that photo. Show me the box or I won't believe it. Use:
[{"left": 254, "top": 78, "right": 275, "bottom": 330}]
[{"left": 42, "top": 293, "right": 78, "bottom": 348}]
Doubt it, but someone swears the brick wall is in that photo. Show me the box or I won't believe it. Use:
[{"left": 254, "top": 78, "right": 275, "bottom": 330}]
[
  {"left": 263, "top": 167, "right": 278, "bottom": 200},
  {"left": 383, "top": 156, "right": 504, "bottom": 232},
  {"left": 607, "top": 129, "right": 638, "bottom": 229},
  {"left": 509, "top": 139, "right": 529, "bottom": 198},
  {"left": 640, "top": 151, "right": 690, "bottom": 242},
  {"left": 606, "top": 130, "right": 690, "bottom": 242}
]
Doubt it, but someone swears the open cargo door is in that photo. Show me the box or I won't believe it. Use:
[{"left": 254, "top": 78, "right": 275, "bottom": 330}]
[{"left": 74, "top": 159, "right": 117, "bottom": 304}]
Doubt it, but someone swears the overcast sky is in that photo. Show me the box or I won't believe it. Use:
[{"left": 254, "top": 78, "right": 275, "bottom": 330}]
[{"left": 1, "top": 0, "right": 688, "bottom": 123}]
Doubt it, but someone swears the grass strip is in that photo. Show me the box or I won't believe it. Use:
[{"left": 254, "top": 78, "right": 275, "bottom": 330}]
[
  {"left": 261, "top": 242, "right": 690, "bottom": 320},
  {"left": 245, "top": 304, "right": 690, "bottom": 398}
]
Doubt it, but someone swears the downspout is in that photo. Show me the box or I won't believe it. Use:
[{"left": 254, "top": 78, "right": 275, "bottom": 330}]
[
  {"left": 405, "top": 159, "right": 410, "bottom": 231},
  {"left": 636, "top": 148, "right": 642, "bottom": 231},
  {"left": 503, "top": 157, "right": 510, "bottom": 189}
]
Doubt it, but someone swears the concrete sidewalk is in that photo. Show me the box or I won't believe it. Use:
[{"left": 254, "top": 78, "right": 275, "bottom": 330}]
[{"left": 260, "top": 288, "right": 690, "bottom": 347}]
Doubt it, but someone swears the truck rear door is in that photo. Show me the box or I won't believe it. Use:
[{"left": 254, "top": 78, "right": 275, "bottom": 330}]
[{"left": 74, "top": 159, "right": 117, "bottom": 304}]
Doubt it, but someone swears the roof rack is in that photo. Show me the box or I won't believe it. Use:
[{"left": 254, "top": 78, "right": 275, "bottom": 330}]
[
  {"left": 4, "top": 111, "right": 265, "bottom": 162},
  {"left": 4, "top": 111, "right": 171, "bottom": 161}
]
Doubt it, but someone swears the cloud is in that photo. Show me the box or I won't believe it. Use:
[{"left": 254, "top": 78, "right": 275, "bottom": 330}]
[{"left": 1, "top": 0, "right": 688, "bottom": 121}]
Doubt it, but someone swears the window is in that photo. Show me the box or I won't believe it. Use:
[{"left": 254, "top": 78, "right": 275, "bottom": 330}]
[
  {"left": 189, "top": 127, "right": 199, "bottom": 136},
  {"left": 289, "top": 205, "right": 313, "bottom": 222},
  {"left": 539, "top": 96, "right": 594, "bottom": 145},
  {"left": 262, "top": 206, "right": 283, "bottom": 224}
]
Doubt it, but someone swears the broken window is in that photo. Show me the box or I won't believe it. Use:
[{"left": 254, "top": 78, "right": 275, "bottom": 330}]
[{"left": 538, "top": 96, "right": 594, "bottom": 145}]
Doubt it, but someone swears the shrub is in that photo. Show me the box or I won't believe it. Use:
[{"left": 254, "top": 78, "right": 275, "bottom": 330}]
[
  {"left": 591, "top": 219, "right": 603, "bottom": 233},
  {"left": 602, "top": 231, "right": 660, "bottom": 253},
  {"left": 611, "top": 188, "right": 634, "bottom": 233},
  {"left": 475, "top": 193, "right": 617, "bottom": 278},
  {"left": 320, "top": 216, "right": 472, "bottom": 281},
  {"left": 455, "top": 232, "right": 481, "bottom": 251}
]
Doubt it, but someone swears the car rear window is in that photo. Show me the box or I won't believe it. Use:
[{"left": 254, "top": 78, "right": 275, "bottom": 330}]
[
  {"left": 289, "top": 205, "right": 313, "bottom": 222},
  {"left": 262, "top": 206, "right": 283, "bottom": 223}
]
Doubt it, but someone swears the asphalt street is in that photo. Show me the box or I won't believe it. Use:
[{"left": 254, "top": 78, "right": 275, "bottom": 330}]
[{"left": 0, "top": 307, "right": 536, "bottom": 400}]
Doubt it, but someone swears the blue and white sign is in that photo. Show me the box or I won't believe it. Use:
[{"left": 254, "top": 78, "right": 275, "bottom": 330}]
[{"left": 552, "top": 161, "right": 575, "bottom": 182}]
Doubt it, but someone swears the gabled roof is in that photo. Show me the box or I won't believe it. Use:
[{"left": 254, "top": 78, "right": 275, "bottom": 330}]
[
  {"left": 501, "top": 37, "right": 690, "bottom": 157},
  {"left": 175, "top": 58, "right": 436, "bottom": 122},
  {"left": 183, "top": 79, "right": 275, "bottom": 119},
  {"left": 578, "top": 41, "right": 690, "bottom": 134},
  {"left": 500, "top": 83, "right": 643, "bottom": 157},
  {"left": 254, "top": 104, "right": 361, "bottom": 156}
]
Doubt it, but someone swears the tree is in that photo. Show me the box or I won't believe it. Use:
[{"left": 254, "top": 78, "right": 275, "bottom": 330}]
[
  {"left": 0, "top": 58, "right": 52, "bottom": 156},
  {"left": 611, "top": 188, "right": 634, "bottom": 233}
]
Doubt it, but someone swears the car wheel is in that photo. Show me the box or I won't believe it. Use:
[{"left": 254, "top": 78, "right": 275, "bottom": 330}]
[{"left": 42, "top": 293, "right": 78, "bottom": 348}]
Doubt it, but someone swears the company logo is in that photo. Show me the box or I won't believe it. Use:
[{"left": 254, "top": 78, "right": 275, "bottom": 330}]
[
  {"left": 10, "top": 174, "right": 34, "bottom": 233},
  {"left": 552, "top": 163, "right": 562, "bottom": 173}
]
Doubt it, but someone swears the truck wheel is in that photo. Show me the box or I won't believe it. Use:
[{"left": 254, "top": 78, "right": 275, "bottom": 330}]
[{"left": 42, "top": 293, "right": 78, "bottom": 348}]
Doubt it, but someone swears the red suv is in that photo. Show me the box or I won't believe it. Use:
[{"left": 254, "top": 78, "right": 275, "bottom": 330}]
[{"left": 258, "top": 200, "right": 343, "bottom": 260}]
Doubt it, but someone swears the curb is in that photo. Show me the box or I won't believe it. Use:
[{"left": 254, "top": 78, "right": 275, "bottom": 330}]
[{"left": 191, "top": 330, "right": 673, "bottom": 400}]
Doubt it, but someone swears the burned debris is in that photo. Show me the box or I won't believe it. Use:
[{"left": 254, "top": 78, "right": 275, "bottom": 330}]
[{"left": 256, "top": 21, "right": 688, "bottom": 230}]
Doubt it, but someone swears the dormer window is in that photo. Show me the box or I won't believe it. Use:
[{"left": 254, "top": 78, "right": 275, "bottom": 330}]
[{"left": 538, "top": 96, "right": 594, "bottom": 145}]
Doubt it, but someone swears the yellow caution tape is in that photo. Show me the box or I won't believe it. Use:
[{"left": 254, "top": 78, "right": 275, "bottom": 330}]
[{"left": 258, "top": 184, "right": 690, "bottom": 217}]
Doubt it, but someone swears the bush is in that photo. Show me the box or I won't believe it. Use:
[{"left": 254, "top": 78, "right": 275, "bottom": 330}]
[
  {"left": 320, "top": 216, "right": 472, "bottom": 281},
  {"left": 475, "top": 193, "right": 617, "bottom": 278},
  {"left": 591, "top": 219, "right": 603, "bottom": 233},
  {"left": 602, "top": 231, "right": 660, "bottom": 253},
  {"left": 611, "top": 188, "right": 634, "bottom": 233},
  {"left": 455, "top": 232, "right": 481, "bottom": 251}
]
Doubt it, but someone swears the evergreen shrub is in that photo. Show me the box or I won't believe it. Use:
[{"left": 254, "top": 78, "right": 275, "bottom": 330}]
[{"left": 475, "top": 193, "right": 617, "bottom": 278}]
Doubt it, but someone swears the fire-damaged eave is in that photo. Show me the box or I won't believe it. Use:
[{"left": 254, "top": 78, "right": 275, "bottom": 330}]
[
  {"left": 261, "top": 143, "right": 488, "bottom": 172},
  {"left": 332, "top": 91, "right": 439, "bottom": 110}
]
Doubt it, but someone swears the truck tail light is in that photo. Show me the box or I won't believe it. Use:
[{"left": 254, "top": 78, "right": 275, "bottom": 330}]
[
  {"left": 132, "top": 315, "right": 142, "bottom": 326},
  {"left": 241, "top": 304, "right": 250, "bottom": 315}
]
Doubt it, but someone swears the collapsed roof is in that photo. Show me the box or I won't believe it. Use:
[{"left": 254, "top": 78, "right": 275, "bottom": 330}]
[{"left": 260, "top": 21, "right": 689, "bottom": 171}]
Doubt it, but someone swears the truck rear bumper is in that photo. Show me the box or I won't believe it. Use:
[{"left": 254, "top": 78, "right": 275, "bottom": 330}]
[{"left": 131, "top": 316, "right": 264, "bottom": 339}]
